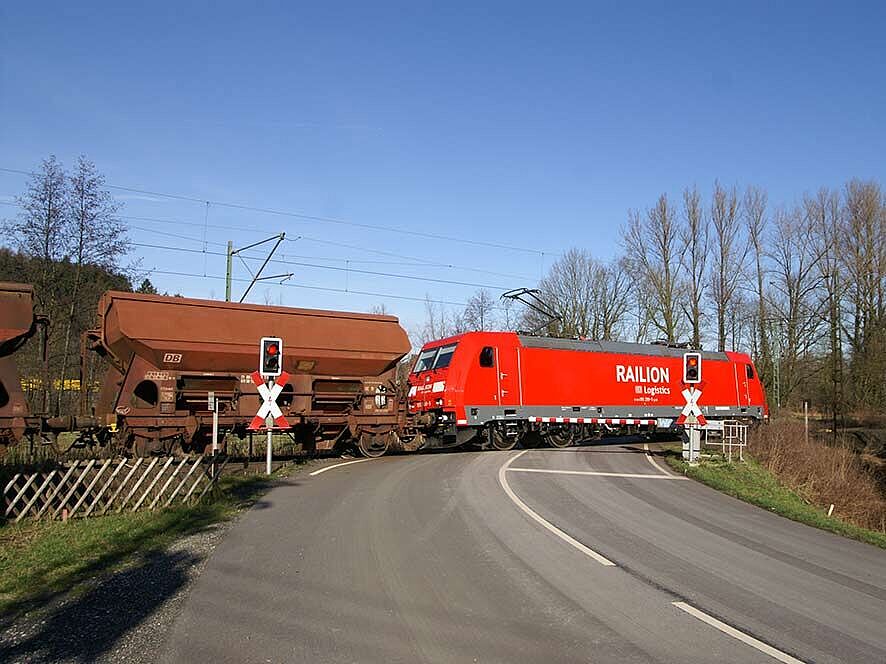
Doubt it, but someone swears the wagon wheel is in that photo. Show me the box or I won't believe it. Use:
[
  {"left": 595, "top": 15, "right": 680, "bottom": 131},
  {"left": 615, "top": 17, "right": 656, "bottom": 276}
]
[
  {"left": 357, "top": 433, "right": 389, "bottom": 458},
  {"left": 545, "top": 428, "right": 574, "bottom": 449},
  {"left": 488, "top": 425, "right": 518, "bottom": 451}
]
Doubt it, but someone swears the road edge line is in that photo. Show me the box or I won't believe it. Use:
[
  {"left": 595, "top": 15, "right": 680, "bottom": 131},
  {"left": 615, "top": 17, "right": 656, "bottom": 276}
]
[
  {"left": 644, "top": 443, "right": 677, "bottom": 477},
  {"left": 498, "top": 450, "right": 616, "bottom": 567},
  {"left": 309, "top": 458, "right": 372, "bottom": 476},
  {"left": 672, "top": 601, "right": 806, "bottom": 663}
]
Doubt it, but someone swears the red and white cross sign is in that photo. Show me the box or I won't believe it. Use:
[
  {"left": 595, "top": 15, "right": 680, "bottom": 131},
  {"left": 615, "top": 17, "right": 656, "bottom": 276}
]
[
  {"left": 675, "top": 386, "right": 708, "bottom": 427},
  {"left": 248, "top": 370, "right": 291, "bottom": 430}
]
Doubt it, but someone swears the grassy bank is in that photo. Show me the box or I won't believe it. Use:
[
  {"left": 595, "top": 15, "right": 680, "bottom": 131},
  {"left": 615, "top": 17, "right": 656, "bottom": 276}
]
[
  {"left": 665, "top": 451, "right": 886, "bottom": 549},
  {"left": 0, "top": 468, "right": 291, "bottom": 619}
]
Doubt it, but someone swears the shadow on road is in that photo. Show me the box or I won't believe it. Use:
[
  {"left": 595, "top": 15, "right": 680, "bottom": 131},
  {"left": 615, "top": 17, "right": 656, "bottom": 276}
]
[{"left": 0, "top": 548, "right": 199, "bottom": 663}]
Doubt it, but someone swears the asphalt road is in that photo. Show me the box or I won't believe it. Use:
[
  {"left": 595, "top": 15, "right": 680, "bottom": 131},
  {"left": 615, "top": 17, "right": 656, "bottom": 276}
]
[{"left": 162, "top": 441, "right": 886, "bottom": 663}]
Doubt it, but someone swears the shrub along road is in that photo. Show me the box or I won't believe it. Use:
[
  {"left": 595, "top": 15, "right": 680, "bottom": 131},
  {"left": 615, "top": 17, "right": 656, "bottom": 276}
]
[{"left": 161, "top": 442, "right": 886, "bottom": 663}]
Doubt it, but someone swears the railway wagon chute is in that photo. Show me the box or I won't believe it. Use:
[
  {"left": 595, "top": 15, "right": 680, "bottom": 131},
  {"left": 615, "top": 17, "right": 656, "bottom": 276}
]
[
  {"left": 86, "top": 291, "right": 412, "bottom": 455},
  {"left": 409, "top": 331, "right": 768, "bottom": 450}
]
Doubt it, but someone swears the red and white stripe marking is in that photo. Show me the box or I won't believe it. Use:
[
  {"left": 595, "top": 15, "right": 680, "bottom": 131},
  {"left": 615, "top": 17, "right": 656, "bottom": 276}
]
[
  {"left": 248, "top": 370, "right": 291, "bottom": 430},
  {"left": 529, "top": 416, "right": 655, "bottom": 425}
]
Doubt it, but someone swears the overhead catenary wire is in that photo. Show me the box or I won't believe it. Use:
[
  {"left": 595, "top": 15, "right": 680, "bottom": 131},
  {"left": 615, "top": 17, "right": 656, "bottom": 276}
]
[
  {"left": 0, "top": 199, "right": 539, "bottom": 282},
  {"left": 131, "top": 241, "right": 512, "bottom": 291},
  {"left": 0, "top": 166, "right": 559, "bottom": 256},
  {"left": 145, "top": 268, "right": 505, "bottom": 310}
]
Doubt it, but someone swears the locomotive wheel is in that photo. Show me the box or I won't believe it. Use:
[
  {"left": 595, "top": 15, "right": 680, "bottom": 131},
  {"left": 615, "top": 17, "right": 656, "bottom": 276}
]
[
  {"left": 545, "top": 428, "right": 574, "bottom": 448},
  {"left": 519, "top": 431, "right": 544, "bottom": 449},
  {"left": 357, "top": 433, "right": 389, "bottom": 458},
  {"left": 489, "top": 426, "right": 518, "bottom": 451}
]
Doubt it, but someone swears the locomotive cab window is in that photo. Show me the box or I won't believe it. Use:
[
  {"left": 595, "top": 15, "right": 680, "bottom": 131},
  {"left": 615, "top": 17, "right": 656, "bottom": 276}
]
[
  {"left": 414, "top": 347, "right": 438, "bottom": 373},
  {"left": 432, "top": 344, "right": 457, "bottom": 369},
  {"left": 746, "top": 363, "right": 755, "bottom": 379},
  {"left": 479, "top": 346, "right": 495, "bottom": 367}
]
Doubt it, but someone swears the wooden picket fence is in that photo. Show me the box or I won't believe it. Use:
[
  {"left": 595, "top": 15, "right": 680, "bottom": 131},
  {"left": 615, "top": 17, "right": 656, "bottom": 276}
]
[{"left": 3, "top": 455, "right": 228, "bottom": 523}]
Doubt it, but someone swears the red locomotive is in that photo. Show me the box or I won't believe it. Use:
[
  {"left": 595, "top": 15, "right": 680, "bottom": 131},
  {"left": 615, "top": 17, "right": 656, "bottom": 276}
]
[{"left": 408, "top": 331, "right": 768, "bottom": 450}]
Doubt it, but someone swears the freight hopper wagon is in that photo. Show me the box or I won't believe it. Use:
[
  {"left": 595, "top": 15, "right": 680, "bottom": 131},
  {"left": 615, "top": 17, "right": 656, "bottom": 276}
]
[
  {"left": 409, "top": 331, "right": 768, "bottom": 450},
  {"left": 85, "top": 292, "right": 412, "bottom": 456},
  {"left": 0, "top": 282, "right": 42, "bottom": 451},
  {"left": 0, "top": 282, "right": 89, "bottom": 454}
]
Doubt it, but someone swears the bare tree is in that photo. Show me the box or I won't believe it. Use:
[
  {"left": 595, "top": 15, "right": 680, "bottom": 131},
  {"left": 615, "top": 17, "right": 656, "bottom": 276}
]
[
  {"left": 709, "top": 181, "right": 747, "bottom": 351},
  {"left": 743, "top": 185, "right": 771, "bottom": 384},
  {"left": 2, "top": 156, "right": 69, "bottom": 412},
  {"left": 56, "top": 157, "right": 129, "bottom": 413},
  {"left": 498, "top": 295, "right": 518, "bottom": 331},
  {"left": 805, "top": 188, "right": 845, "bottom": 432},
  {"left": 679, "top": 186, "right": 708, "bottom": 348},
  {"left": 463, "top": 289, "right": 496, "bottom": 331},
  {"left": 590, "top": 259, "right": 631, "bottom": 340},
  {"left": 768, "top": 206, "right": 828, "bottom": 404},
  {"left": 531, "top": 249, "right": 593, "bottom": 336},
  {"left": 369, "top": 303, "right": 389, "bottom": 315},
  {"left": 524, "top": 249, "right": 630, "bottom": 340},
  {"left": 622, "top": 195, "right": 684, "bottom": 342},
  {"left": 841, "top": 180, "right": 886, "bottom": 409}
]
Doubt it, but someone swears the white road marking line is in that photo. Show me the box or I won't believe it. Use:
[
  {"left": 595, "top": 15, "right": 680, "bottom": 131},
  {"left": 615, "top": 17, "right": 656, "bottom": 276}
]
[
  {"left": 673, "top": 602, "right": 806, "bottom": 664},
  {"left": 309, "top": 458, "right": 373, "bottom": 476},
  {"left": 498, "top": 450, "right": 616, "bottom": 566},
  {"left": 643, "top": 442, "right": 676, "bottom": 477},
  {"left": 507, "top": 467, "right": 688, "bottom": 480}
]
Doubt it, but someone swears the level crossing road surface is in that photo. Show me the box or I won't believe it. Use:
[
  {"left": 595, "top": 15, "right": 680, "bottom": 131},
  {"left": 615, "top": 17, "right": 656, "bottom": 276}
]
[{"left": 162, "top": 441, "right": 886, "bottom": 663}]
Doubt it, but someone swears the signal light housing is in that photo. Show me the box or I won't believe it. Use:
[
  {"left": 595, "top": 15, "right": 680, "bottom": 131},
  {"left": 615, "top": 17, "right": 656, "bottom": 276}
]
[
  {"left": 260, "top": 336, "right": 283, "bottom": 377},
  {"left": 683, "top": 352, "right": 701, "bottom": 384}
]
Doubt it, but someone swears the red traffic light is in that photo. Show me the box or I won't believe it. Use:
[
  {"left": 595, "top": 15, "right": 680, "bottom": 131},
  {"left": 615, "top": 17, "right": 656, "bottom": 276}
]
[
  {"left": 683, "top": 352, "right": 702, "bottom": 384},
  {"left": 260, "top": 337, "right": 283, "bottom": 376}
]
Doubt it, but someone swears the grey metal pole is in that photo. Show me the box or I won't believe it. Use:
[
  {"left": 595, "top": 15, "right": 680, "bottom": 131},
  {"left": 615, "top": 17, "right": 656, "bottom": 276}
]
[
  {"left": 266, "top": 378, "right": 273, "bottom": 475},
  {"left": 225, "top": 240, "right": 233, "bottom": 302},
  {"left": 212, "top": 399, "right": 219, "bottom": 454}
]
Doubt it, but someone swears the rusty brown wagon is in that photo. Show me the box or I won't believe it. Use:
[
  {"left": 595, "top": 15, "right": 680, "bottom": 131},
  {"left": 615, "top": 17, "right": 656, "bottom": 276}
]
[
  {"left": 83, "top": 291, "right": 413, "bottom": 456},
  {"left": 0, "top": 282, "right": 42, "bottom": 451}
]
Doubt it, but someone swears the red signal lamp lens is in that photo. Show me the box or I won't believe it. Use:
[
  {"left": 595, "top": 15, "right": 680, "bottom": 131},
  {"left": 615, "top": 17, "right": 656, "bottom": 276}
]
[{"left": 267, "top": 344, "right": 278, "bottom": 355}]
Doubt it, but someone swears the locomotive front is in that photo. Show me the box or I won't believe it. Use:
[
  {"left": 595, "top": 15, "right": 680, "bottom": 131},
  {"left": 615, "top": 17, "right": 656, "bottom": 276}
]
[{"left": 407, "top": 334, "right": 478, "bottom": 449}]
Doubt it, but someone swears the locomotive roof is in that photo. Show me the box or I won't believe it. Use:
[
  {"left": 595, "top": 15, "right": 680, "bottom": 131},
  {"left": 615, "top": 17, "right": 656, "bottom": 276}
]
[{"left": 517, "top": 335, "right": 731, "bottom": 361}]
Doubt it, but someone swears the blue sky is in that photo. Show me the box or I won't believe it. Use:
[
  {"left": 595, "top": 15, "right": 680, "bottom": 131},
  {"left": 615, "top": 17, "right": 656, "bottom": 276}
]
[{"left": 1, "top": 1, "right": 884, "bottom": 338}]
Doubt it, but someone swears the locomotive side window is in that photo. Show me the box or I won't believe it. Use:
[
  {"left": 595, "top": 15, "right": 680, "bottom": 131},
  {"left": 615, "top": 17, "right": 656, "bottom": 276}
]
[
  {"left": 479, "top": 346, "right": 495, "bottom": 367},
  {"left": 746, "top": 363, "right": 755, "bottom": 379},
  {"left": 433, "top": 344, "right": 457, "bottom": 369}
]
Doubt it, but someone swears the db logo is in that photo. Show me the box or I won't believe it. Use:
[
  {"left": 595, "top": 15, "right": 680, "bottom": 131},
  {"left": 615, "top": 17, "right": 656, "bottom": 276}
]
[{"left": 163, "top": 353, "right": 183, "bottom": 363}]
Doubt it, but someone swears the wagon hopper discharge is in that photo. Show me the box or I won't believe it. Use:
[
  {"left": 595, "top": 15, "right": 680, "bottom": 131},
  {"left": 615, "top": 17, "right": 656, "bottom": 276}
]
[
  {"left": 84, "top": 291, "right": 412, "bottom": 456},
  {"left": 408, "top": 331, "right": 769, "bottom": 451}
]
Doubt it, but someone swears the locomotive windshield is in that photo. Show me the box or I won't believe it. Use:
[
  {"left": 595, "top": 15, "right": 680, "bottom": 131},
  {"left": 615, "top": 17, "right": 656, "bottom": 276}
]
[
  {"left": 413, "top": 343, "right": 458, "bottom": 372},
  {"left": 433, "top": 344, "right": 457, "bottom": 369}
]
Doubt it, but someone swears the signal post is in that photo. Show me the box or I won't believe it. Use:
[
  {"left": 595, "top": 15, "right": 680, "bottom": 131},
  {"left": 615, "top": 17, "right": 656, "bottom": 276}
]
[
  {"left": 249, "top": 336, "right": 290, "bottom": 475},
  {"left": 678, "top": 352, "right": 705, "bottom": 463}
]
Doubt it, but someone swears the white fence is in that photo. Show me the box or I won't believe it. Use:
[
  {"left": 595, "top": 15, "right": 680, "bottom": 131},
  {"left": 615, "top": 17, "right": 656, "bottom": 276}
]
[
  {"left": 702, "top": 420, "right": 748, "bottom": 461},
  {"left": 3, "top": 455, "right": 228, "bottom": 523}
]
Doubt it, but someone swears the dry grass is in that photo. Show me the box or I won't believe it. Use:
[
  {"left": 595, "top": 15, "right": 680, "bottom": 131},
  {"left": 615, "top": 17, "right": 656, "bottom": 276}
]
[{"left": 750, "top": 420, "right": 886, "bottom": 533}]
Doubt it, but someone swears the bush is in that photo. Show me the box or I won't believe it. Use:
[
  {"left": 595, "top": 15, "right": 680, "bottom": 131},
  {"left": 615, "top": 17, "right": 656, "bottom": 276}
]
[{"left": 749, "top": 420, "right": 886, "bottom": 533}]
